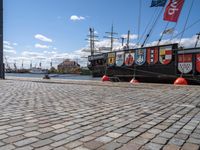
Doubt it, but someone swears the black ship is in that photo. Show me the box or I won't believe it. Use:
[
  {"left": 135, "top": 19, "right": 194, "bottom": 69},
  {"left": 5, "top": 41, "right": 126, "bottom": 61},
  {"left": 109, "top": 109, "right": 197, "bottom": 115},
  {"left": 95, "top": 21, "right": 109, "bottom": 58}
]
[{"left": 87, "top": 0, "right": 200, "bottom": 84}]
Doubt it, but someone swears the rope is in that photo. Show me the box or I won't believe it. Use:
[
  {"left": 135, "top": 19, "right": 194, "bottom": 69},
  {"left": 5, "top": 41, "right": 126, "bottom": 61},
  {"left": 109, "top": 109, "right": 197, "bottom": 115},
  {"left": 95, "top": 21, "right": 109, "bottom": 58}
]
[
  {"left": 179, "top": 0, "right": 195, "bottom": 45},
  {"left": 137, "top": 0, "right": 142, "bottom": 44},
  {"left": 137, "top": 8, "right": 159, "bottom": 47},
  {"left": 178, "top": 0, "right": 195, "bottom": 77},
  {"left": 142, "top": 7, "right": 164, "bottom": 47},
  {"left": 173, "top": 18, "right": 200, "bottom": 39}
]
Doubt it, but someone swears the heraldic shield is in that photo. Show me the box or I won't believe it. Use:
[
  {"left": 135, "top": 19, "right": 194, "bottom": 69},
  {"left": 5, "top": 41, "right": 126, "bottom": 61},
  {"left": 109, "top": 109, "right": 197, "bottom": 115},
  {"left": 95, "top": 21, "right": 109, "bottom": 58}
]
[
  {"left": 116, "top": 52, "right": 124, "bottom": 66},
  {"left": 125, "top": 52, "right": 134, "bottom": 66},
  {"left": 135, "top": 49, "right": 146, "bottom": 65},
  {"left": 159, "top": 46, "right": 172, "bottom": 65},
  {"left": 147, "top": 47, "right": 158, "bottom": 64},
  {"left": 107, "top": 52, "right": 115, "bottom": 66},
  {"left": 196, "top": 54, "right": 200, "bottom": 73},
  {"left": 178, "top": 54, "right": 193, "bottom": 74}
]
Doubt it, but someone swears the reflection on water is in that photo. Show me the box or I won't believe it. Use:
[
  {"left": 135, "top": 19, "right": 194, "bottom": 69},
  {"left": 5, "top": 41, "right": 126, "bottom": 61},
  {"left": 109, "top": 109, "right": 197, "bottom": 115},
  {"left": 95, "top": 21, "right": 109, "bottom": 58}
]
[{"left": 6, "top": 73, "right": 100, "bottom": 81}]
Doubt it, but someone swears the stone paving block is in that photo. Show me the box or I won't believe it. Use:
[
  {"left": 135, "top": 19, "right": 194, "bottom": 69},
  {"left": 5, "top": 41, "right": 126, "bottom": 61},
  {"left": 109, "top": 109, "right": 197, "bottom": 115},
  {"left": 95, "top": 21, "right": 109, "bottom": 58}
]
[
  {"left": 15, "top": 146, "right": 34, "bottom": 150},
  {"left": 117, "top": 143, "right": 141, "bottom": 150},
  {"left": 65, "top": 141, "right": 82, "bottom": 149},
  {"left": 0, "top": 144, "right": 16, "bottom": 150},
  {"left": 140, "top": 132, "right": 156, "bottom": 139},
  {"left": 36, "top": 132, "right": 55, "bottom": 140},
  {"left": 114, "top": 127, "right": 132, "bottom": 134},
  {"left": 126, "top": 130, "right": 140, "bottom": 137},
  {"left": 34, "top": 146, "right": 52, "bottom": 150},
  {"left": 159, "top": 132, "right": 174, "bottom": 139},
  {"left": 80, "top": 136, "right": 96, "bottom": 142},
  {"left": 174, "top": 133, "right": 189, "bottom": 140},
  {"left": 99, "top": 141, "right": 122, "bottom": 150},
  {"left": 163, "top": 144, "right": 180, "bottom": 150},
  {"left": 32, "top": 139, "right": 53, "bottom": 148},
  {"left": 6, "top": 130, "right": 24, "bottom": 136},
  {"left": 73, "top": 146, "right": 90, "bottom": 150},
  {"left": 143, "top": 142, "right": 163, "bottom": 150},
  {"left": 168, "top": 138, "right": 185, "bottom": 146},
  {"left": 54, "top": 146, "right": 68, "bottom": 150},
  {"left": 14, "top": 137, "right": 39, "bottom": 147},
  {"left": 24, "top": 131, "right": 41, "bottom": 137},
  {"left": 115, "top": 136, "right": 132, "bottom": 144},
  {"left": 84, "top": 140, "right": 104, "bottom": 149},
  {"left": 0, "top": 134, "right": 8, "bottom": 140},
  {"left": 51, "top": 133, "right": 69, "bottom": 141},
  {"left": 151, "top": 136, "right": 168, "bottom": 145},
  {"left": 3, "top": 135, "right": 25, "bottom": 143},
  {"left": 106, "top": 132, "right": 122, "bottom": 138},
  {"left": 95, "top": 136, "right": 113, "bottom": 143},
  {"left": 187, "top": 137, "right": 200, "bottom": 144},
  {"left": 182, "top": 143, "right": 200, "bottom": 150}
]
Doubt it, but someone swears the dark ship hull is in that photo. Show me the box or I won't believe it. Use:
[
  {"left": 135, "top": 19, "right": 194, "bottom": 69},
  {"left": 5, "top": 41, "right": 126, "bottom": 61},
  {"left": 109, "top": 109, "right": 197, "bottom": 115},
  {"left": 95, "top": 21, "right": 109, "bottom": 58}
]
[{"left": 87, "top": 43, "right": 200, "bottom": 84}]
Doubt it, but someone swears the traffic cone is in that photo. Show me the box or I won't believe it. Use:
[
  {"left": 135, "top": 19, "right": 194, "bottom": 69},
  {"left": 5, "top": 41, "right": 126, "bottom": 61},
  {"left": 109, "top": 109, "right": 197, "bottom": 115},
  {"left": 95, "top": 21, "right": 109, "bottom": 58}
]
[{"left": 174, "top": 77, "right": 188, "bottom": 85}]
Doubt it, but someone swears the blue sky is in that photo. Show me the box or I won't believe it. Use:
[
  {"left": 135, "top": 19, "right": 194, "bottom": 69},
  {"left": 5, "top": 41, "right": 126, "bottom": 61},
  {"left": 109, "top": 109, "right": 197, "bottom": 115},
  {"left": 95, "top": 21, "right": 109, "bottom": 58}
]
[{"left": 3, "top": 0, "right": 200, "bottom": 68}]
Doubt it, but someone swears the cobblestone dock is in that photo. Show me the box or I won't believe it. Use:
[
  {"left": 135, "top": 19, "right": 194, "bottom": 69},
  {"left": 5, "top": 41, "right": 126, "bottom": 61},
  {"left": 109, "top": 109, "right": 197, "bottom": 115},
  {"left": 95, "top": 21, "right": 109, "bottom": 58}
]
[{"left": 0, "top": 78, "right": 200, "bottom": 150}]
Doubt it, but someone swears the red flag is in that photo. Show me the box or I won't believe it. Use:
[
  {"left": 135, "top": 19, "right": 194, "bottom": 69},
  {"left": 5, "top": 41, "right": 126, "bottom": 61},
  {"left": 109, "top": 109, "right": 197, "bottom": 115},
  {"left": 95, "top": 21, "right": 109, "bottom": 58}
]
[{"left": 164, "top": 0, "right": 184, "bottom": 22}]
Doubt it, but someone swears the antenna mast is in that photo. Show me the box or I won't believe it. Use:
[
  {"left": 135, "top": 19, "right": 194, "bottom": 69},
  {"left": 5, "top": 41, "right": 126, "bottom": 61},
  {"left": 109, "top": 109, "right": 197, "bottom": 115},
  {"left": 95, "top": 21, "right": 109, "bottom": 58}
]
[{"left": 104, "top": 24, "right": 118, "bottom": 52}]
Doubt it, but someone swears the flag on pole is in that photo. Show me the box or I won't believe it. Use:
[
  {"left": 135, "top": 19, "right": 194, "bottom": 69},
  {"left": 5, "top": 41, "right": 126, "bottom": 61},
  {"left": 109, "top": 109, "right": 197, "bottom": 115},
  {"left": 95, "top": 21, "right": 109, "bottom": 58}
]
[
  {"left": 164, "top": 0, "right": 185, "bottom": 22},
  {"left": 163, "top": 28, "right": 174, "bottom": 34},
  {"left": 151, "top": 0, "right": 167, "bottom": 7}
]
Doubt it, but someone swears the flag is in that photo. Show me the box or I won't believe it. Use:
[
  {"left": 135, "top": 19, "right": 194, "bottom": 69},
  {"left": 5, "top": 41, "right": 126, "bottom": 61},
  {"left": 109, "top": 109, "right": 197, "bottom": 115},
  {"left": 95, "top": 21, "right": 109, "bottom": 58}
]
[
  {"left": 151, "top": 0, "right": 167, "bottom": 7},
  {"left": 164, "top": 0, "right": 184, "bottom": 22},
  {"left": 163, "top": 28, "right": 174, "bottom": 34}
]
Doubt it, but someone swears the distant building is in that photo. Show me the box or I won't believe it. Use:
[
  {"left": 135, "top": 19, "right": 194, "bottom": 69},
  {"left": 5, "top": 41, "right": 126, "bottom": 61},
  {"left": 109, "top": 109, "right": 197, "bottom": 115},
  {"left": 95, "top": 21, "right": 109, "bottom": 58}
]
[{"left": 57, "top": 59, "right": 80, "bottom": 74}]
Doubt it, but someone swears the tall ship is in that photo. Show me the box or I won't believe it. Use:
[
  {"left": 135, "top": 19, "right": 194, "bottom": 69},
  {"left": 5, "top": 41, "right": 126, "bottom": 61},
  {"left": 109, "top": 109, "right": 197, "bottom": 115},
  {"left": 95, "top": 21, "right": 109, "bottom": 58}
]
[{"left": 87, "top": 0, "right": 200, "bottom": 84}]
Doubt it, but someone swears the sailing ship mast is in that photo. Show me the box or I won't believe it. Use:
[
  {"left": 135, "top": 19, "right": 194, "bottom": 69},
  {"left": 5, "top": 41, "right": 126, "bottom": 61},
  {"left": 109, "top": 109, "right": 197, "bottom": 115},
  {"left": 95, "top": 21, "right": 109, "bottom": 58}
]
[
  {"left": 86, "top": 28, "right": 98, "bottom": 55},
  {"left": 195, "top": 32, "right": 200, "bottom": 48},
  {"left": 104, "top": 24, "right": 118, "bottom": 52}
]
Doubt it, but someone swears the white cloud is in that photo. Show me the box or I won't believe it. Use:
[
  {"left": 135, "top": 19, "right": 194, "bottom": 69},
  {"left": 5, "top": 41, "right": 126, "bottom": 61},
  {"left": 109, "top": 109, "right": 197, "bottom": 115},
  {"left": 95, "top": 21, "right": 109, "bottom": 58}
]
[
  {"left": 4, "top": 45, "right": 14, "bottom": 50},
  {"left": 121, "top": 34, "right": 138, "bottom": 40},
  {"left": 4, "top": 49, "right": 17, "bottom": 54},
  {"left": 3, "top": 41, "right": 11, "bottom": 45},
  {"left": 34, "top": 34, "right": 53, "bottom": 42},
  {"left": 35, "top": 43, "right": 50, "bottom": 49},
  {"left": 3, "top": 40, "right": 17, "bottom": 56},
  {"left": 70, "top": 15, "right": 85, "bottom": 21},
  {"left": 146, "top": 35, "right": 199, "bottom": 48},
  {"left": 13, "top": 43, "right": 18, "bottom": 46}
]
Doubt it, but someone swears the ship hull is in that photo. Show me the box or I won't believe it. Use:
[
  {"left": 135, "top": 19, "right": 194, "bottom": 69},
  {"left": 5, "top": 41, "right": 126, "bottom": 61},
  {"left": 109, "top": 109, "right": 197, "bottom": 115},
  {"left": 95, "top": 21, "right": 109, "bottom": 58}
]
[{"left": 88, "top": 44, "right": 200, "bottom": 84}]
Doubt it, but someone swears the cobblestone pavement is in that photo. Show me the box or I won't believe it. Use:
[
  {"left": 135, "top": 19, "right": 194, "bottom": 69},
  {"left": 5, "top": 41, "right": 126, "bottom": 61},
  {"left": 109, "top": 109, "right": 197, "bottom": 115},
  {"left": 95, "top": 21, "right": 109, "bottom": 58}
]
[{"left": 0, "top": 79, "right": 200, "bottom": 150}]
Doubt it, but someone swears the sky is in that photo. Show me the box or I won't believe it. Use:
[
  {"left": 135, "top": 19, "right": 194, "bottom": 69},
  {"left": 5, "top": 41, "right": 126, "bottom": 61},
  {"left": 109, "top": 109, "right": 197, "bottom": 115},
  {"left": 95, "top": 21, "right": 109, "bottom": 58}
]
[{"left": 3, "top": 0, "right": 200, "bottom": 69}]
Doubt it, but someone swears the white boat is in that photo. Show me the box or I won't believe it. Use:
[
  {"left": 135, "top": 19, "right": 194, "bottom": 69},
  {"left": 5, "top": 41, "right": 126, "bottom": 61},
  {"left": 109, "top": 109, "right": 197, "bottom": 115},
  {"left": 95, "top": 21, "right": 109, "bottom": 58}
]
[{"left": 30, "top": 67, "right": 48, "bottom": 74}]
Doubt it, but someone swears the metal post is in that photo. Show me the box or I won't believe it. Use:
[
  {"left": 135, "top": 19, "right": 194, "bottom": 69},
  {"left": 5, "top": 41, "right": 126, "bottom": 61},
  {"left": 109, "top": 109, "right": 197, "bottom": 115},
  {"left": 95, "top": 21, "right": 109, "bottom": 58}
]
[{"left": 0, "top": 0, "right": 4, "bottom": 79}]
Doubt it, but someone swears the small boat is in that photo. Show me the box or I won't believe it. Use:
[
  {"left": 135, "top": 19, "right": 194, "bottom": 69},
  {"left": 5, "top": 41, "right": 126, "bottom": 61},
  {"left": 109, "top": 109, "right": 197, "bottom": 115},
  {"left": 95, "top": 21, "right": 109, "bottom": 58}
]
[{"left": 30, "top": 67, "right": 48, "bottom": 74}]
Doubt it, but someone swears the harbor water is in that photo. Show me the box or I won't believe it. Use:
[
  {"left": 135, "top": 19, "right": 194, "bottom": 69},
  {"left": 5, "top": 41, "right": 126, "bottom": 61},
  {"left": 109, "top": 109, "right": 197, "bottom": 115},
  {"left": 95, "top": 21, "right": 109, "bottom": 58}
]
[{"left": 5, "top": 73, "right": 100, "bottom": 81}]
